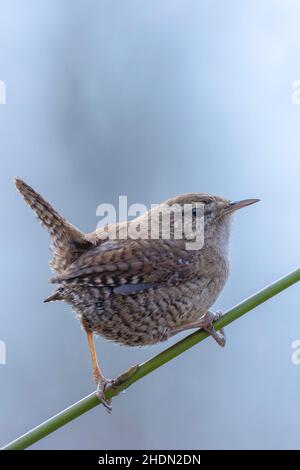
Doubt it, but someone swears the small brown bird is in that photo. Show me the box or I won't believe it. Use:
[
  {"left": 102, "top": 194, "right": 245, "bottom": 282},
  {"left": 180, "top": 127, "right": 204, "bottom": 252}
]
[{"left": 15, "top": 178, "right": 259, "bottom": 410}]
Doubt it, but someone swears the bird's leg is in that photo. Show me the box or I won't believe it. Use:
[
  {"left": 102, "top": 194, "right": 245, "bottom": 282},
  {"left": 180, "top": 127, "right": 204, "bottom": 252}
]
[
  {"left": 86, "top": 330, "right": 112, "bottom": 412},
  {"left": 171, "top": 310, "right": 226, "bottom": 347}
]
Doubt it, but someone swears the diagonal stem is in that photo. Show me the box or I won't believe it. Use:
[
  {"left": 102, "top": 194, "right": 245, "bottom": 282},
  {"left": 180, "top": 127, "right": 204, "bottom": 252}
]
[{"left": 2, "top": 267, "right": 300, "bottom": 450}]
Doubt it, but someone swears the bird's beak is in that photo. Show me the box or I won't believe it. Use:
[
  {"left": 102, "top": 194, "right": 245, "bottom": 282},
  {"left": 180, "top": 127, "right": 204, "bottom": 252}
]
[{"left": 222, "top": 198, "right": 260, "bottom": 215}]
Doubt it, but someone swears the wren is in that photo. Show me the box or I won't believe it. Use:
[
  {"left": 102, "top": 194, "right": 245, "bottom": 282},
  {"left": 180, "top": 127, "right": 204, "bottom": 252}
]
[{"left": 15, "top": 178, "right": 259, "bottom": 410}]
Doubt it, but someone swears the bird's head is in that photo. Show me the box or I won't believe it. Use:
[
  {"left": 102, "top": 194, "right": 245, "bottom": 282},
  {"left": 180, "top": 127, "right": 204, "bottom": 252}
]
[{"left": 163, "top": 193, "right": 259, "bottom": 250}]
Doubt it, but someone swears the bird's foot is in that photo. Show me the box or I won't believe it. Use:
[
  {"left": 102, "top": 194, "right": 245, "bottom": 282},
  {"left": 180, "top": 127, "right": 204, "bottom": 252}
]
[
  {"left": 96, "top": 376, "right": 114, "bottom": 413},
  {"left": 202, "top": 310, "right": 226, "bottom": 347},
  {"left": 95, "top": 365, "right": 140, "bottom": 412},
  {"left": 171, "top": 311, "right": 226, "bottom": 347}
]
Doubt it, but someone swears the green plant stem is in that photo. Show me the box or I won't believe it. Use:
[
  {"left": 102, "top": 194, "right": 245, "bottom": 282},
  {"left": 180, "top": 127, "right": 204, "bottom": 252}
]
[{"left": 2, "top": 267, "right": 300, "bottom": 450}]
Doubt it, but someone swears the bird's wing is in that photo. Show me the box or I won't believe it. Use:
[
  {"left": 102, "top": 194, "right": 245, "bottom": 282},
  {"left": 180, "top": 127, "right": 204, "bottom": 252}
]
[{"left": 51, "top": 238, "right": 199, "bottom": 291}]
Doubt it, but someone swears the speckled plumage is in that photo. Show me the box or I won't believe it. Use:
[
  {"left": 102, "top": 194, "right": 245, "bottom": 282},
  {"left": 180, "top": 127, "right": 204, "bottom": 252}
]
[{"left": 15, "top": 177, "right": 258, "bottom": 410}]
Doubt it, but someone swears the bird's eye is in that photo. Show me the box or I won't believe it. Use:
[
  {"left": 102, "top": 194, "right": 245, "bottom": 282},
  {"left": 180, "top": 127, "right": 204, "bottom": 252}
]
[{"left": 193, "top": 204, "right": 212, "bottom": 217}]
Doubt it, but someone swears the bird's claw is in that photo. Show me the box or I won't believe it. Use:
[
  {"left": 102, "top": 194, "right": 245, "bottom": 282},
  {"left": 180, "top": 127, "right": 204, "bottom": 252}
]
[
  {"left": 96, "top": 378, "right": 113, "bottom": 413},
  {"left": 203, "top": 310, "right": 226, "bottom": 347}
]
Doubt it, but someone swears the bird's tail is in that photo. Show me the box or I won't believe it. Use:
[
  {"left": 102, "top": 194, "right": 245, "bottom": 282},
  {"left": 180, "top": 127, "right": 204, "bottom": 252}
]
[
  {"left": 14, "top": 177, "right": 83, "bottom": 242},
  {"left": 14, "top": 178, "right": 90, "bottom": 273}
]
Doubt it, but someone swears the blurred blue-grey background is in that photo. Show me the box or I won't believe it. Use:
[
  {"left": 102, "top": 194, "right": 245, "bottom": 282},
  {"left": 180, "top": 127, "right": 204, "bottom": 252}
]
[{"left": 1, "top": 0, "right": 300, "bottom": 450}]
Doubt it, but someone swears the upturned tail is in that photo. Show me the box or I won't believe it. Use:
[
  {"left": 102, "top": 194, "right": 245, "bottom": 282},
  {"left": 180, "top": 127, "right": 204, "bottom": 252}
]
[{"left": 14, "top": 178, "right": 91, "bottom": 274}]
